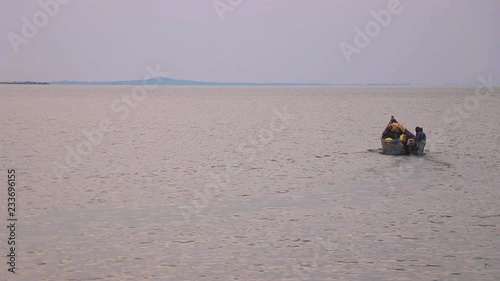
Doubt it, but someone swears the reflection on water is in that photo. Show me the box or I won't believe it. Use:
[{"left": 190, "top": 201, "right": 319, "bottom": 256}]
[{"left": 0, "top": 85, "right": 499, "bottom": 280}]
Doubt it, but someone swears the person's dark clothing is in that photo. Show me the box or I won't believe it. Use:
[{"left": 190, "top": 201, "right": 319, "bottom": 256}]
[
  {"left": 415, "top": 131, "right": 426, "bottom": 143},
  {"left": 415, "top": 130, "right": 426, "bottom": 155}
]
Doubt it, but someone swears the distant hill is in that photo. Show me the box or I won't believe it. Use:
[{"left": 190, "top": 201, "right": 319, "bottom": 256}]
[{"left": 51, "top": 77, "right": 330, "bottom": 86}]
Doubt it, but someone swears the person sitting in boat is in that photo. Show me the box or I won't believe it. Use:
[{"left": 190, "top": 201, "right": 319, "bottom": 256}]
[
  {"left": 382, "top": 116, "right": 414, "bottom": 140},
  {"left": 390, "top": 117, "right": 414, "bottom": 138},
  {"left": 415, "top": 127, "right": 426, "bottom": 155},
  {"left": 406, "top": 138, "right": 417, "bottom": 155}
]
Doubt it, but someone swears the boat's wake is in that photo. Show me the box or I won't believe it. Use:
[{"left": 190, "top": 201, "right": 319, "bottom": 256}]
[
  {"left": 366, "top": 148, "right": 453, "bottom": 168},
  {"left": 367, "top": 148, "right": 384, "bottom": 154}
]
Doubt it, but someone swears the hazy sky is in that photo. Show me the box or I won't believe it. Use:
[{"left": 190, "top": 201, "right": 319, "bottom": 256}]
[{"left": 1, "top": 0, "right": 499, "bottom": 84}]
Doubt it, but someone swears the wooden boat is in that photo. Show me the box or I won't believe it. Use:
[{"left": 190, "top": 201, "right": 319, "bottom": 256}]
[
  {"left": 381, "top": 116, "right": 420, "bottom": 155},
  {"left": 380, "top": 137, "right": 406, "bottom": 155}
]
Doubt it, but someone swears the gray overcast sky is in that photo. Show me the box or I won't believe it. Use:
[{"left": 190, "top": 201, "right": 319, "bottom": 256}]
[{"left": 1, "top": 0, "right": 499, "bottom": 84}]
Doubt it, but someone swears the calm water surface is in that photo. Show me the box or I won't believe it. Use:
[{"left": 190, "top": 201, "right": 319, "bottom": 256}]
[{"left": 0, "top": 86, "right": 499, "bottom": 281}]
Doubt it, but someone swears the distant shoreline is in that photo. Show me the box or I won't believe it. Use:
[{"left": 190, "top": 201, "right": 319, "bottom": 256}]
[
  {"left": 49, "top": 77, "right": 334, "bottom": 86},
  {"left": 1, "top": 77, "right": 413, "bottom": 86},
  {"left": 2, "top": 79, "right": 494, "bottom": 86},
  {"left": 0, "top": 81, "right": 50, "bottom": 85}
]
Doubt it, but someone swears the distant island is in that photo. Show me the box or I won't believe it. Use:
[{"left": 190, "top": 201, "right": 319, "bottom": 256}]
[
  {"left": 0, "top": 81, "right": 49, "bottom": 85},
  {"left": 50, "top": 77, "right": 331, "bottom": 86},
  {"left": 1, "top": 77, "right": 414, "bottom": 86},
  {"left": 52, "top": 78, "right": 413, "bottom": 86}
]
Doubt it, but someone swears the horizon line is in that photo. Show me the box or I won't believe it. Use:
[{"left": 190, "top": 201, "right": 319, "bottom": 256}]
[{"left": 1, "top": 77, "right": 498, "bottom": 86}]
